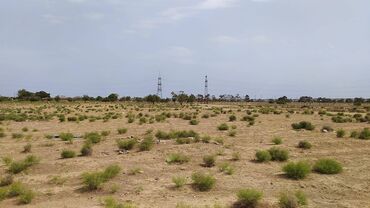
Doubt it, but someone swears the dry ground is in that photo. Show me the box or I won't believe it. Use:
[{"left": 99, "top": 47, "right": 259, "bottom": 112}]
[{"left": 0, "top": 102, "right": 369, "bottom": 208}]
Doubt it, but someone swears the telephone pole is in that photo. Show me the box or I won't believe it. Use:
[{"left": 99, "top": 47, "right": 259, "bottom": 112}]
[
  {"left": 157, "top": 74, "right": 162, "bottom": 98},
  {"left": 204, "top": 75, "right": 208, "bottom": 102}
]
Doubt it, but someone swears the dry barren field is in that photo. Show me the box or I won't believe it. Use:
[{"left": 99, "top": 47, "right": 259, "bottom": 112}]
[{"left": 0, "top": 102, "right": 369, "bottom": 208}]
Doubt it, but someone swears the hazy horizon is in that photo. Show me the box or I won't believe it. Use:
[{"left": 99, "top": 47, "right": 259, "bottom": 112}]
[{"left": 1, "top": 0, "right": 369, "bottom": 98}]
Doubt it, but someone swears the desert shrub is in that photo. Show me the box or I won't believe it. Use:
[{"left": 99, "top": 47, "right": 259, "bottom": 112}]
[
  {"left": 128, "top": 167, "right": 142, "bottom": 175},
  {"left": 201, "top": 135, "right": 212, "bottom": 143},
  {"left": 336, "top": 129, "right": 346, "bottom": 138},
  {"left": 175, "top": 137, "right": 193, "bottom": 144},
  {"left": 12, "top": 133, "right": 23, "bottom": 139},
  {"left": 21, "top": 127, "right": 28, "bottom": 132},
  {"left": 321, "top": 125, "right": 333, "bottom": 132},
  {"left": 219, "top": 163, "right": 234, "bottom": 175},
  {"left": 189, "top": 119, "right": 199, "bottom": 125},
  {"left": 172, "top": 176, "right": 186, "bottom": 188},
  {"left": 8, "top": 182, "right": 25, "bottom": 197},
  {"left": 279, "top": 191, "right": 307, "bottom": 208},
  {"left": 232, "top": 152, "right": 241, "bottom": 161},
  {"left": 0, "top": 187, "right": 7, "bottom": 201},
  {"left": 0, "top": 175, "right": 13, "bottom": 187},
  {"left": 359, "top": 128, "right": 370, "bottom": 140},
  {"left": 0, "top": 132, "right": 6, "bottom": 138},
  {"left": 61, "top": 150, "right": 76, "bottom": 159},
  {"left": 229, "top": 115, "right": 237, "bottom": 122},
  {"left": 298, "top": 140, "right": 312, "bottom": 149},
  {"left": 101, "top": 131, "right": 111, "bottom": 137},
  {"left": 203, "top": 155, "right": 216, "bottom": 167},
  {"left": 23, "top": 143, "right": 32, "bottom": 153},
  {"left": 19, "top": 189, "right": 35, "bottom": 204},
  {"left": 217, "top": 123, "right": 229, "bottom": 131},
  {"left": 202, "top": 114, "right": 210, "bottom": 119},
  {"left": 80, "top": 142, "right": 93, "bottom": 156},
  {"left": 255, "top": 150, "right": 271, "bottom": 162},
  {"left": 268, "top": 147, "right": 289, "bottom": 161},
  {"left": 104, "top": 196, "right": 136, "bottom": 208},
  {"left": 155, "top": 130, "right": 170, "bottom": 140},
  {"left": 84, "top": 132, "right": 101, "bottom": 144},
  {"left": 139, "top": 135, "right": 154, "bottom": 151},
  {"left": 313, "top": 159, "right": 342, "bottom": 174},
  {"left": 236, "top": 188, "right": 263, "bottom": 208},
  {"left": 60, "top": 132, "right": 74, "bottom": 142},
  {"left": 291, "top": 121, "right": 315, "bottom": 131},
  {"left": 166, "top": 153, "right": 190, "bottom": 164},
  {"left": 117, "top": 138, "right": 137, "bottom": 150},
  {"left": 82, "top": 165, "right": 121, "bottom": 190},
  {"left": 214, "top": 137, "right": 224, "bottom": 145},
  {"left": 228, "top": 130, "right": 237, "bottom": 137},
  {"left": 272, "top": 137, "right": 283, "bottom": 145},
  {"left": 191, "top": 172, "right": 215, "bottom": 191},
  {"left": 350, "top": 131, "right": 359, "bottom": 138},
  {"left": 283, "top": 161, "right": 311, "bottom": 179},
  {"left": 8, "top": 155, "right": 39, "bottom": 174},
  {"left": 67, "top": 116, "right": 78, "bottom": 122},
  {"left": 117, "top": 128, "right": 128, "bottom": 135}
]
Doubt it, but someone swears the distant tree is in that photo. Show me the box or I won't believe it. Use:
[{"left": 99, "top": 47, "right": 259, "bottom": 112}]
[
  {"left": 244, "top": 95, "right": 250, "bottom": 102},
  {"left": 276, "top": 96, "right": 290, "bottom": 104},
  {"left": 54, "top": 96, "right": 61, "bottom": 102},
  {"left": 188, "top": 94, "right": 196, "bottom": 103},
  {"left": 298, "top": 96, "right": 313, "bottom": 103},
  {"left": 106, "top": 93, "right": 118, "bottom": 102},
  {"left": 354, "top": 97, "right": 364, "bottom": 106},
  {"left": 176, "top": 93, "right": 188, "bottom": 105},
  {"left": 144, "top": 94, "right": 161, "bottom": 104},
  {"left": 17, "top": 89, "right": 33, "bottom": 100},
  {"left": 34, "top": 91, "right": 50, "bottom": 99}
]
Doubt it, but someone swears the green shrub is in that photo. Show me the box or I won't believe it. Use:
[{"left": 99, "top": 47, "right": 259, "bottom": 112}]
[
  {"left": 61, "top": 150, "right": 76, "bottom": 159},
  {"left": 8, "top": 182, "right": 25, "bottom": 197},
  {"left": 166, "top": 153, "right": 190, "bottom": 164},
  {"left": 217, "top": 123, "right": 229, "bottom": 131},
  {"left": 172, "top": 176, "right": 186, "bottom": 188},
  {"left": 236, "top": 189, "right": 263, "bottom": 208},
  {"left": 228, "top": 130, "right": 237, "bottom": 137},
  {"left": 21, "top": 127, "right": 28, "bottom": 132},
  {"left": 268, "top": 147, "right": 289, "bottom": 161},
  {"left": 84, "top": 132, "right": 101, "bottom": 144},
  {"left": 139, "top": 135, "right": 154, "bottom": 151},
  {"left": 60, "top": 132, "right": 74, "bottom": 142},
  {"left": 313, "top": 159, "right": 342, "bottom": 174},
  {"left": 8, "top": 155, "right": 39, "bottom": 174},
  {"left": 19, "top": 189, "right": 35, "bottom": 204},
  {"left": 104, "top": 196, "right": 137, "bottom": 208},
  {"left": 191, "top": 172, "right": 215, "bottom": 191},
  {"left": 101, "top": 131, "right": 111, "bottom": 137},
  {"left": 255, "top": 150, "right": 271, "bottom": 162},
  {"left": 0, "top": 132, "right": 6, "bottom": 138},
  {"left": 189, "top": 119, "right": 199, "bottom": 125},
  {"left": 359, "top": 128, "right": 370, "bottom": 140},
  {"left": 203, "top": 155, "right": 216, "bottom": 167},
  {"left": 155, "top": 130, "right": 170, "bottom": 140},
  {"left": 117, "top": 138, "right": 137, "bottom": 150},
  {"left": 350, "top": 131, "right": 359, "bottom": 138},
  {"left": 336, "top": 129, "right": 346, "bottom": 138},
  {"left": 0, "top": 175, "right": 13, "bottom": 187},
  {"left": 0, "top": 187, "right": 8, "bottom": 201},
  {"left": 117, "top": 128, "right": 128, "bottom": 135},
  {"left": 82, "top": 165, "right": 121, "bottom": 190},
  {"left": 201, "top": 135, "right": 211, "bottom": 143},
  {"left": 80, "top": 142, "right": 93, "bottom": 156},
  {"left": 12, "top": 133, "right": 24, "bottom": 139},
  {"left": 279, "top": 191, "right": 307, "bottom": 208},
  {"left": 272, "top": 137, "right": 283, "bottom": 145},
  {"left": 291, "top": 121, "right": 315, "bottom": 131},
  {"left": 298, "top": 140, "right": 312, "bottom": 149},
  {"left": 229, "top": 115, "right": 237, "bottom": 122},
  {"left": 231, "top": 152, "right": 241, "bottom": 161},
  {"left": 219, "top": 163, "right": 235, "bottom": 175},
  {"left": 283, "top": 161, "right": 311, "bottom": 179}
]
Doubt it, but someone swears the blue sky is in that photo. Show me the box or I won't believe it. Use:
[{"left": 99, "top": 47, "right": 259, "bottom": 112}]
[{"left": 0, "top": 0, "right": 369, "bottom": 98}]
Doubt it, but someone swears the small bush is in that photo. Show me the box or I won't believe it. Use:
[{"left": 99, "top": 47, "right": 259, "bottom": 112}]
[
  {"left": 191, "top": 172, "right": 215, "bottom": 191},
  {"left": 117, "top": 138, "right": 137, "bottom": 150},
  {"left": 12, "top": 133, "right": 23, "bottom": 139},
  {"left": 139, "top": 135, "right": 154, "bottom": 151},
  {"left": 291, "top": 121, "right": 315, "bottom": 131},
  {"left": 0, "top": 175, "right": 13, "bottom": 187},
  {"left": 279, "top": 191, "right": 307, "bottom": 208},
  {"left": 60, "top": 132, "right": 74, "bottom": 142},
  {"left": 101, "top": 131, "right": 111, "bottom": 137},
  {"left": 229, "top": 115, "right": 237, "bottom": 122},
  {"left": 203, "top": 155, "right": 216, "bottom": 167},
  {"left": 272, "top": 137, "right": 283, "bottom": 145},
  {"left": 255, "top": 150, "right": 271, "bottom": 162},
  {"left": 268, "top": 147, "right": 289, "bottom": 161},
  {"left": 359, "top": 128, "right": 370, "bottom": 140},
  {"left": 23, "top": 143, "right": 32, "bottom": 153},
  {"left": 298, "top": 140, "right": 312, "bottom": 149},
  {"left": 228, "top": 130, "right": 237, "bottom": 137},
  {"left": 117, "top": 128, "right": 128, "bottom": 135},
  {"left": 82, "top": 165, "right": 121, "bottom": 190},
  {"left": 8, "top": 182, "right": 25, "bottom": 197},
  {"left": 104, "top": 196, "right": 136, "bottom": 208},
  {"left": 231, "top": 152, "right": 241, "bottom": 161},
  {"left": 313, "top": 159, "right": 342, "bottom": 174},
  {"left": 61, "top": 150, "right": 76, "bottom": 159},
  {"left": 166, "top": 153, "right": 190, "bottom": 164},
  {"left": 236, "top": 189, "right": 263, "bottom": 208},
  {"left": 172, "top": 176, "right": 186, "bottom": 188},
  {"left": 19, "top": 189, "right": 35, "bottom": 204},
  {"left": 8, "top": 155, "right": 39, "bottom": 174},
  {"left": 155, "top": 130, "right": 170, "bottom": 140},
  {"left": 21, "top": 127, "right": 28, "bottom": 132},
  {"left": 283, "top": 161, "right": 311, "bottom": 180},
  {"left": 189, "top": 119, "right": 199, "bottom": 125},
  {"left": 336, "top": 129, "right": 346, "bottom": 138},
  {"left": 217, "top": 123, "right": 229, "bottom": 131},
  {"left": 350, "top": 131, "right": 359, "bottom": 138},
  {"left": 84, "top": 132, "right": 102, "bottom": 144},
  {"left": 80, "top": 142, "right": 93, "bottom": 156},
  {"left": 219, "top": 163, "right": 235, "bottom": 175}
]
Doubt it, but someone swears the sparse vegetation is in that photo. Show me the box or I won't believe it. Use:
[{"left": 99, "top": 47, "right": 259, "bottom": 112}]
[
  {"left": 292, "top": 121, "right": 315, "bottom": 131},
  {"left": 203, "top": 155, "right": 216, "bottom": 167},
  {"left": 172, "top": 176, "right": 186, "bottom": 188},
  {"left": 217, "top": 123, "right": 229, "bottom": 131},
  {"left": 191, "top": 172, "right": 215, "bottom": 191},
  {"left": 166, "top": 153, "right": 190, "bottom": 164},
  {"left": 236, "top": 188, "right": 263, "bottom": 208},
  {"left": 283, "top": 161, "right": 311, "bottom": 179},
  {"left": 298, "top": 140, "right": 312, "bottom": 149},
  {"left": 82, "top": 165, "right": 121, "bottom": 190},
  {"left": 61, "top": 149, "right": 76, "bottom": 158},
  {"left": 255, "top": 150, "right": 271, "bottom": 162},
  {"left": 268, "top": 147, "right": 289, "bottom": 161},
  {"left": 336, "top": 129, "right": 346, "bottom": 138},
  {"left": 117, "top": 138, "right": 137, "bottom": 150},
  {"left": 313, "top": 159, "right": 342, "bottom": 174}
]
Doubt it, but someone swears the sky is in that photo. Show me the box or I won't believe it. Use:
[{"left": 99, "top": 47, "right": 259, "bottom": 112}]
[{"left": 0, "top": 0, "right": 369, "bottom": 98}]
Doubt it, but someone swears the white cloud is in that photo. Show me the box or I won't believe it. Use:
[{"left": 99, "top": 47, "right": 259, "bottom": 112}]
[
  {"left": 42, "top": 14, "right": 66, "bottom": 24},
  {"left": 197, "top": 0, "right": 238, "bottom": 10}
]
